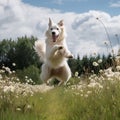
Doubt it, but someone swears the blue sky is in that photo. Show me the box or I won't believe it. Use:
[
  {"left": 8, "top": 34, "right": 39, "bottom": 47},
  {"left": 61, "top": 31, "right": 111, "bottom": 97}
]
[
  {"left": 0, "top": 0, "right": 120, "bottom": 57},
  {"left": 22, "top": 0, "right": 120, "bottom": 16}
]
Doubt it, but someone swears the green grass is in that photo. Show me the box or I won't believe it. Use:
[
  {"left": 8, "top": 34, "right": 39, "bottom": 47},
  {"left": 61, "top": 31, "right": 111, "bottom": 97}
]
[{"left": 1, "top": 78, "right": 120, "bottom": 120}]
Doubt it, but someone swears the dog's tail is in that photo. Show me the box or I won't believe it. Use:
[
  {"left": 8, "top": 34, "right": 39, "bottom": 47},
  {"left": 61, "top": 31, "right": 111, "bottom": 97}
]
[{"left": 34, "top": 40, "right": 46, "bottom": 62}]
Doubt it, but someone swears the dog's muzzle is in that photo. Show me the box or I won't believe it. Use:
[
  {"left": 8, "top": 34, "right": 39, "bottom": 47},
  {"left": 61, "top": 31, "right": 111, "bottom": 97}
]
[{"left": 52, "top": 32, "right": 59, "bottom": 42}]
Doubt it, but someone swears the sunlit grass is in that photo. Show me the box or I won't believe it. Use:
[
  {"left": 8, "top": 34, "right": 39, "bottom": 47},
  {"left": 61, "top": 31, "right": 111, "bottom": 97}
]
[
  {"left": 0, "top": 77, "right": 120, "bottom": 120},
  {"left": 1, "top": 65, "right": 120, "bottom": 120}
]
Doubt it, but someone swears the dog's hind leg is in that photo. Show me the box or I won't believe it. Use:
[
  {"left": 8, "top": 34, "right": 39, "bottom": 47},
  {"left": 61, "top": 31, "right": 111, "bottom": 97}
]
[
  {"left": 40, "top": 64, "right": 51, "bottom": 85},
  {"left": 56, "top": 63, "right": 71, "bottom": 86}
]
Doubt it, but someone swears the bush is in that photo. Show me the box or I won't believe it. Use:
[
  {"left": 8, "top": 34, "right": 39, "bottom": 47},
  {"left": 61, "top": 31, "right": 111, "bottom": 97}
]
[{"left": 16, "top": 65, "right": 42, "bottom": 84}]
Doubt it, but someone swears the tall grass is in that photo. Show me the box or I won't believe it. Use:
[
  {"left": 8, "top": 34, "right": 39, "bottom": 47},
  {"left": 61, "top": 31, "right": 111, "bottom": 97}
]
[{"left": 0, "top": 76, "right": 120, "bottom": 120}]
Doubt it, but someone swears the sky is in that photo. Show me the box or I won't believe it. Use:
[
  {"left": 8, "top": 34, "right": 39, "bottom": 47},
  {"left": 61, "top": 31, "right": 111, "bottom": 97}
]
[
  {"left": 0, "top": 0, "right": 120, "bottom": 57},
  {"left": 22, "top": 0, "right": 120, "bottom": 16}
]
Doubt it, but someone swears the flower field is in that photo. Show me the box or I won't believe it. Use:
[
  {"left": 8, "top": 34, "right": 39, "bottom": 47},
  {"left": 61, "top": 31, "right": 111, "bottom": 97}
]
[{"left": 0, "top": 65, "right": 120, "bottom": 120}]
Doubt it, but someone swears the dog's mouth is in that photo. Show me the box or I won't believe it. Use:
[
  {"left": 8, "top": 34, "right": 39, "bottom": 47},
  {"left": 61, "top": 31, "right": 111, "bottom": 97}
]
[{"left": 52, "top": 34, "right": 59, "bottom": 42}]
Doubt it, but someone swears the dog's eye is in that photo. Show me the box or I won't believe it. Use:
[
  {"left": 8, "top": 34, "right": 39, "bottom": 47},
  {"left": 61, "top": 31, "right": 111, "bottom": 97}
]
[
  {"left": 50, "top": 28, "right": 53, "bottom": 30},
  {"left": 56, "top": 28, "right": 59, "bottom": 30}
]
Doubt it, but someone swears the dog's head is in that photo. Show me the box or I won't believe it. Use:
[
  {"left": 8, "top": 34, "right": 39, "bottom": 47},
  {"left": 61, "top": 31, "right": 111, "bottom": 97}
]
[{"left": 46, "top": 18, "right": 66, "bottom": 43}]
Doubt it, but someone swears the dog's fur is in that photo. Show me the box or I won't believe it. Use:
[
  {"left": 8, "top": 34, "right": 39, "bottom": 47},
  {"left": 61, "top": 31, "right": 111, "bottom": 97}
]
[{"left": 34, "top": 18, "right": 73, "bottom": 85}]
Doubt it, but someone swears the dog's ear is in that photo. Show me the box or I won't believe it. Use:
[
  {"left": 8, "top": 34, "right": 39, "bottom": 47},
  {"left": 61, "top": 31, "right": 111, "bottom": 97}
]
[
  {"left": 58, "top": 20, "right": 64, "bottom": 26},
  {"left": 48, "top": 18, "right": 53, "bottom": 27}
]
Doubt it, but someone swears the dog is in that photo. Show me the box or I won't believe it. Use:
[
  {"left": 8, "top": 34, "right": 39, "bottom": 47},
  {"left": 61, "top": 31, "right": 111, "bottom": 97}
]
[{"left": 34, "top": 18, "right": 73, "bottom": 85}]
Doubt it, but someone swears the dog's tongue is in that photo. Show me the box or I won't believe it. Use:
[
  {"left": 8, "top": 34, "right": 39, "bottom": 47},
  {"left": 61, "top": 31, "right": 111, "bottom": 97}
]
[{"left": 52, "top": 35, "right": 58, "bottom": 42}]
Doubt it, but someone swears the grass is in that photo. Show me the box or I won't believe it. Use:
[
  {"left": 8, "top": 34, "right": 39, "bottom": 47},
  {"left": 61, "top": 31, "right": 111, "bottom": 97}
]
[
  {"left": 1, "top": 77, "right": 120, "bottom": 120},
  {"left": 0, "top": 65, "right": 120, "bottom": 120}
]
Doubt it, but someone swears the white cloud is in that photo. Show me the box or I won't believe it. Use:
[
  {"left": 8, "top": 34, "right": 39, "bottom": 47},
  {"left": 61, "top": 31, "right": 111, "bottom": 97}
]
[
  {"left": 110, "top": 1, "right": 120, "bottom": 8},
  {"left": 0, "top": 0, "right": 120, "bottom": 57}
]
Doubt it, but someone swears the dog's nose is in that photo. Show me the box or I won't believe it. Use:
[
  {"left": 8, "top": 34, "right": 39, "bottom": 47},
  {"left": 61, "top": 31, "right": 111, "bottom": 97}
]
[{"left": 52, "top": 32, "right": 55, "bottom": 35}]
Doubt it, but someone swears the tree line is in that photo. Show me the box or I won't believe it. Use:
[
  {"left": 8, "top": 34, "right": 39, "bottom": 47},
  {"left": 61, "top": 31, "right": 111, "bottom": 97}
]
[{"left": 0, "top": 36, "right": 114, "bottom": 83}]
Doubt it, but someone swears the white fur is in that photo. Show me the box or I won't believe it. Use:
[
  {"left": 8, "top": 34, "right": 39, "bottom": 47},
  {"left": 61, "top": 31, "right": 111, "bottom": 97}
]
[{"left": 34, "top": 18, "right": 73, "bottom": 85}]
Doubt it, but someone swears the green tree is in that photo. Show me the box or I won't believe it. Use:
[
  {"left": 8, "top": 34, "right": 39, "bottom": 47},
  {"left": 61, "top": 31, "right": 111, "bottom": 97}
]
[
  {"left": 14, "top": 36, "right": 39, "bottom": 69},
  {"left": 0, "top": 39, "right": 15, "bottom": 68}
]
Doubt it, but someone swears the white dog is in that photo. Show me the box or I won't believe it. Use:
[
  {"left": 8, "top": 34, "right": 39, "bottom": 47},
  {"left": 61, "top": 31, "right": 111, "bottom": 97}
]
[{"left": 34, "top": 18, "right": 73, "bottom": 85}]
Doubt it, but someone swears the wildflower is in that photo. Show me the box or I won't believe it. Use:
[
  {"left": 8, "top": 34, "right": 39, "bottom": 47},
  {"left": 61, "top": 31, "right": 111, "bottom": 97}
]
[
  {"left": 12, "top": 63, "right": 16, "bottom": 66},
  {"left": 29, "top": 78, "right": 33, "bottom": 83},
  {"left": 87, "top": 91, "right": 92, "bottom": 94},
  {"left": 92, "top": 62, "right": 99, "bottom": 67},
  {"left": 75, "top": 71, "right": 79, "bottom": 77},
  {"left": 26, "top": 105, "right": 32, "bottom": 109},
  {"left": 0, "top": 70, "right": 5, "bottom": 73},
  {"left": 88, "top": 82, "right": 103, "bottom": 89},
  {"left": 99, "top": 69, "right": 103, "bottom": 73},
  {"left": 80, "top": 89, "right": 83, "bottom": 93},
  {"left": 98, "top": 59, "right": 102, "bottom": 63},
  {"left": 26, "top": 79, "right": 30, "bottom": 83},
  {"left": 81, "top": 94, "right": 83, "bottom": 97},
  {"left": 5, "top": 67, "right": 12, "bottom": 74},
  {"left": 25, "top": 76, "right": 28, "bottom": 79},
  {"left": 116, "top": 66, "right": 120, "bottom": 71},
  {"left": 12, "top": 70, "right": 16, "bottom": 73},
  {"left": 16, "top": 107, "right": 21, "bottom": 111},
  {"left": 16, "top": 78, "right": 20, "bottom": 82},
  {"left": 91, "top": 70, "right": 94, "bottom": 73},
  {"left": 104, "top": 67, "right": 113, "bottom": 74},
  {"left": 3, "top": 85, "right": 15, "bottom": 93}
]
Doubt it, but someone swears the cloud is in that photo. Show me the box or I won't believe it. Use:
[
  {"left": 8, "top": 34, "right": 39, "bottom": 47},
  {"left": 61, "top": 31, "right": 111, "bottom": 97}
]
[
  {"left": 110, "top": 1, "right": 120, "bottom": 8},
  {"left": 0, "top": 0, "right": 120, "bottom": 57}
]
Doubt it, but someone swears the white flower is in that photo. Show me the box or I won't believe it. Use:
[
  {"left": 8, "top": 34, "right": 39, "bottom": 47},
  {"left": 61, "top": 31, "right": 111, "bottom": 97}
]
[
  {"left": 3, "top": 85, "right": 15, "bottom": 93},
  {"left": 0, "top": 70, "right": 5, "bottom": 73},
  {"left": 92, "top": 62, "right": 99, "bottom": 67},
  {"left": 25, "top": 76, "right": 28, "bottom": 79},
  {"left": 98, "top": 59, "right": 102, "bottom": 63},
  {"left": 12, "top": 70, "right": 16, "bottom": 73},
  {"left": 12, "top": 63, "right": 16, "bottom": 66},
  {"left": 16, "top": 108, "right": 21, "bottom": 111},
  {"left": 87, "top": 91, "right": 92, "bottom": 94},
  {"left": 27, "top": 105, "right": 32, "bottom": 109},
  {"left": 4, "top": 67, "right": 12, "bottom": 74},
  {"left": 116, "top": 66, "right": 120, "bottom": 71},
  {"left": 75, "top": 71, "right": 79, "bottom": 77},
  {"left": 88, "top": 82, "right": 103, "bottom": 89},
  {"left": 99, "top": 69, "right": 103, "bottom": 73}
]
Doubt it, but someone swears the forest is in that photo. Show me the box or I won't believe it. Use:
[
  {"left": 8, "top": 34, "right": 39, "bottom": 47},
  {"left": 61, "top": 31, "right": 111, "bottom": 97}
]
[{"left": 0, "top": 36, "right": 115, "bottom": 84}]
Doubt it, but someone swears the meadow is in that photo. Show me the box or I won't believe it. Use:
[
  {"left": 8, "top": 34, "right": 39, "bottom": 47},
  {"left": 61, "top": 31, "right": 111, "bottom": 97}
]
[{"left": 0, "top": 65, "right": 120, "bottom": 120}]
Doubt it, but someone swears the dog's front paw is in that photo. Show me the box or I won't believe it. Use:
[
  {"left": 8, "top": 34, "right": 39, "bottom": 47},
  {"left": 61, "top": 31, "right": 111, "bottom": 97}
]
[
  {"left": 54, "top": 45, "right": 64, "bottom": 50},
  {"left": 58, "top": 46, "right": 64, "bottom": 50},
  {"left": 67, "top": 54, "right": 74, "bottom": 59},
  {"left": 68, "top": 54, "right": 74, "bottom": 58}
]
